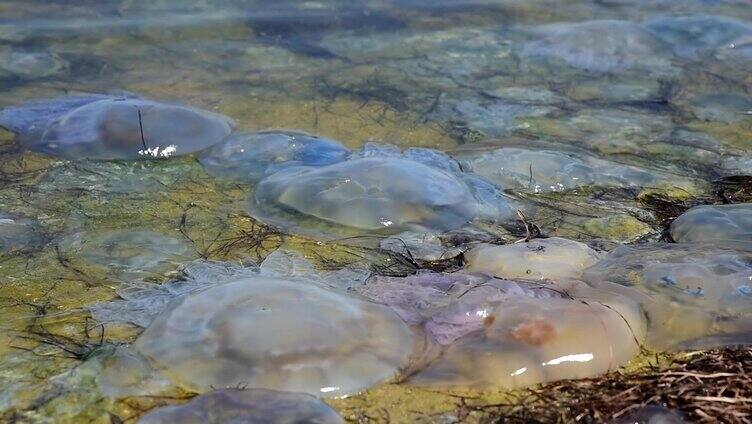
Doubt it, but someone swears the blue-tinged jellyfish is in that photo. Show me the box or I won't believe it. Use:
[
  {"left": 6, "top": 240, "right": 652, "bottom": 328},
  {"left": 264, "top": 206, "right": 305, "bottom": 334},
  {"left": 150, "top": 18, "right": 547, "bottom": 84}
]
[
  {"left": 0, "top": 94, "right": 234, "bottom": 160},
  {"left": 246, "top": 144, "right": 516, "bottom": 239},
  {"left": 198, "top": 130, "right": 350, "bottom": 183}
]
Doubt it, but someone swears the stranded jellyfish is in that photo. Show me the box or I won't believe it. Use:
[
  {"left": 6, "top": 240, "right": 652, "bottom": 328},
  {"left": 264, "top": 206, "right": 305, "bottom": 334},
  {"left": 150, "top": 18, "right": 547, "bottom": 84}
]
[
  {"left": 581, "top": 244, "right": 752, "bottom": 349},
  {"left": 355, "top": 272, "right": 645, "bottom": 389},
  {"left": 464, "top": 238, "right": 602, "bottom": 280},
  {"left": 670, "top": 203, "right": 752, "bottom": 251},
  {"left": 198, "top": 131, "right": 351, "bottom": 183},
  {"left": 61, "top": 230, "right": 195, "bottom": 281},
  {"left": 138, "top": 389, "right": 344, "bottom": 424},
  {"left": 133, "top": 276, "right": 415, "bottom": 396},
  {"left": 0, "top": 212, "right": 45, "bottom": 253},
  {"left": 0, "top": 94, "right": 233, "bottom": 160},
  {"left": 247, "top": 146, "right": 515, "bottom": 238},
  {"left": 457, "top": 147, "right": 657, "bottom": 193}
]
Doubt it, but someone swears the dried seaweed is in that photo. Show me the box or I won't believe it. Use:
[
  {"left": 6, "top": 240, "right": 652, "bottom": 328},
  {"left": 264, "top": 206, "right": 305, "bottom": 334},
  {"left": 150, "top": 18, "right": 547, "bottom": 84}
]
[{"left": 480, "top": 347, "right": 752, "bottom": 423}]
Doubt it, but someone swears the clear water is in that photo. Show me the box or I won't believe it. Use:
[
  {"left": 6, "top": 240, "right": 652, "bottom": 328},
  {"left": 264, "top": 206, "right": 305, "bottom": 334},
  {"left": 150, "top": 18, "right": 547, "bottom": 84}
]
[{"left": 1, "top": 0, "right": 752, "bottom": 422}]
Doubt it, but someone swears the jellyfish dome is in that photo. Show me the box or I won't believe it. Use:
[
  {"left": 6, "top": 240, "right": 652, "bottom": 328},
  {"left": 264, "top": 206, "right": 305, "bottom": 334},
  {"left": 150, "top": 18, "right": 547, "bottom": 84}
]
[
  {"left": 198, "top": 130, "right": 351, "bottom": 183},
  {"left": 133, "top": 276, "right": 415, "bottom": 397},
  {"left": 0, "top": 94, "right": 234, "bottom": 160},
  {"left": 246, "top": 154, "right": 515, "bottom": 239}
]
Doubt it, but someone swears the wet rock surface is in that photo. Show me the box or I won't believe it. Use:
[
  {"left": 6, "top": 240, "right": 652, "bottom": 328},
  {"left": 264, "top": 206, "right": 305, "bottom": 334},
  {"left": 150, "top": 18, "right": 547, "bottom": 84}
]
[{"left": 1, "top": 0, "right": 752, "bottom": 422}]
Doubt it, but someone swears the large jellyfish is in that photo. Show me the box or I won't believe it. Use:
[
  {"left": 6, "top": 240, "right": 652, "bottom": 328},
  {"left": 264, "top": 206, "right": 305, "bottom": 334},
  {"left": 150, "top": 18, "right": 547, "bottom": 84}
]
[
  {"left": 456, "top": 147, "right": 658, "bottom": 193},
  {"left": 246, "top": 145, "right": 515, "bottom": 239},
  {"left": 581, "top": 244, "right": 752, "bottom": 349},
  {"left": 464, "top": 238, "right": 603, "bottom": 281},
  {"left": 670, "top": 203, "right": 752, "bottom": 251},
  {"left": 0, "top": 94, "right": 234, "bottom": 160},
  {"left": 138, "top": 389, "right": 345, "bottom": 424},
  {"left": 198, "top": 131, "right": 351, "bottom": 183},
  {"left": 60, "top": 230, "right": 196, "bottom": 281},
  {"left": 133, "top": 275, "right": 415, "bottom": 397},
  {"left": 355, "top": 271, "right": 645, "bottom": 389}
]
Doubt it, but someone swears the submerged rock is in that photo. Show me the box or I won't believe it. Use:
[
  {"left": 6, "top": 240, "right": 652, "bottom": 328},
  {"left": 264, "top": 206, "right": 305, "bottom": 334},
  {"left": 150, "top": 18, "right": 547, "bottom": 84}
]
[
  {"left": 0, "top": 213, "right": 45, "bottom": 253},
  {"left": 687, "top": 93, "right": 752, "bottom": 123},
  {"left": 0, "top": 49, "right": 68, "bottom": 80},
  {"left": 357, "top": 272, "right": 644, "bottom": 388},
  {"left": 670, "top": 203, "right": 752, "bottom": 250},
  {"left": 582, "top": 244, "right": 752, "bottom": 349},
  {"left": 62, "top": 230, "right": 195, "bottom": 280},
  {"left": 138, "top": 389, "right": 345, "bottom": 424},
  {"left": 133, "top": 275, "right": 414, "bottom": 396},
  {"left": 198, "top": 131, "right": 350, "bottom": 183},
  {"left": 247, "top": 147, "right": 515, "bottom": 239},
  {"left": 520, "top": 20, "right": 672, "bottom": 74},
  {"left": 457, "top": 147, "right": 657, "bottom": 193},
  {"left": 0, "top": 94, "right": 234, "bottom": 160},
  {"left": 646, "top": 15, "right": 752, "bottom": 60},
  {"left": 464, "top": 238, "right": 602, "bottom": 280}
]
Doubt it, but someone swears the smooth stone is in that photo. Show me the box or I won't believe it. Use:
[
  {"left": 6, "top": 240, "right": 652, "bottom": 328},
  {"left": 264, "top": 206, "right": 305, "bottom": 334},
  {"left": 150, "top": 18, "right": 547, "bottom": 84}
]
[
  {"left": 520, "top": 20, "right": 672, "bottom": 74},
  {"left": 198, "top": 131, "right": 350, "bottom": 183},
  {"left": 582, "top": 244, "right": 752, "bottom": 349},
  {"left": 464, "top": 238, "right": 602, "bottom": 281},
  {"left": 0, "top": 94, "right": 234, "bottom": 160},
  {"left": 134, "top": 276, "right": 414, "bottom": 396},
  {"left": 647, "top": 15, "right": 752, "bottom": 60},
  {"left": 670, "top": 203, "right": 752, "bottom": 250},
  {"left": 0, "top": 49, "right": 68, "bottom": 80},
  {"left": 138, "top": 389, "right": 345, "bottom": 424},
  {"left": 688, "top": 93, "right": 752, "bottom": 123}
]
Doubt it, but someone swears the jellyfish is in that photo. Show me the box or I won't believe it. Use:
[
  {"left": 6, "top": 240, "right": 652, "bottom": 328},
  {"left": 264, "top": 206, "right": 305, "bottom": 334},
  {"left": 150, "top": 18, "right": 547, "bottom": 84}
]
[
  {"left": 133, "top": 276, "right": 415, "bottom": 397},
  {"left": 581, "top": 243, "right": 752, "bottom": 349},
  {"left": 246, "top": 148, "right": 515, "bottom": 239},
  {"left": 60, "top": 230, "right": 196, "bottom": 281},
  {"left": 198, "top": 130, "right": 351, "bottom": 183},
  {"left": 464, "top": 238, "right": 603, "bottom": 281},
  {"left": 354, "top": 271, "right": 645, "bottom": 389},
  {"left": 670, "top": 203, "right": 752, "bottom": 251},
  {"left": 138, "top": 389, "right": 344, "bottom": 424},
  {"left": 0, "top": 94, "right": 234, "bottom": 160},
  {"left": 456, "top": 147, "right": 658, "bottom": 193}
]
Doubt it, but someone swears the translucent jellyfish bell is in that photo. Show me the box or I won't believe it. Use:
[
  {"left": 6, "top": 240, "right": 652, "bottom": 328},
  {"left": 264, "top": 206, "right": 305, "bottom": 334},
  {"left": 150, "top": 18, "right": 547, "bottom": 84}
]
[
  {"left": 670, "top": 204, "right": 752, "bottom": 251},
  {"left": 133, "top": 276, "right": 415, "bottom": 397},
  {"left": 138, "top": 389, "right": 345, "bottom": 424},
  {"left": 198, "top": 131, "right": 351, "bottom": 183},
  {"left": 356, "top": 272, "right": 645, "bottom": 389},
  {"left": 247, "top": 155, "right": 515, "bottom": 239},
  {"left": 581, "top": 244, "right": 752, "bottom": 349},
  {"left": 464, "top": 238, "right": 603, "bottom": 281},
  {"left": 413, "top": 293, "right": 643, "bottom": 388},
  {"left": 0, "top": 94, "right": 234, "bottom": 160},
  {"left": 457, "top": 147, "right": 658, "bottom": 193}
]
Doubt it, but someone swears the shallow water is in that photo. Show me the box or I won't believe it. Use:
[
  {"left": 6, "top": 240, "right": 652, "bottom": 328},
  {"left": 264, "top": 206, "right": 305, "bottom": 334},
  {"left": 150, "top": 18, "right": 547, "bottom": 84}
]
[{"left": 1, "top": 0, "right": 752, "bottom": 422}]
